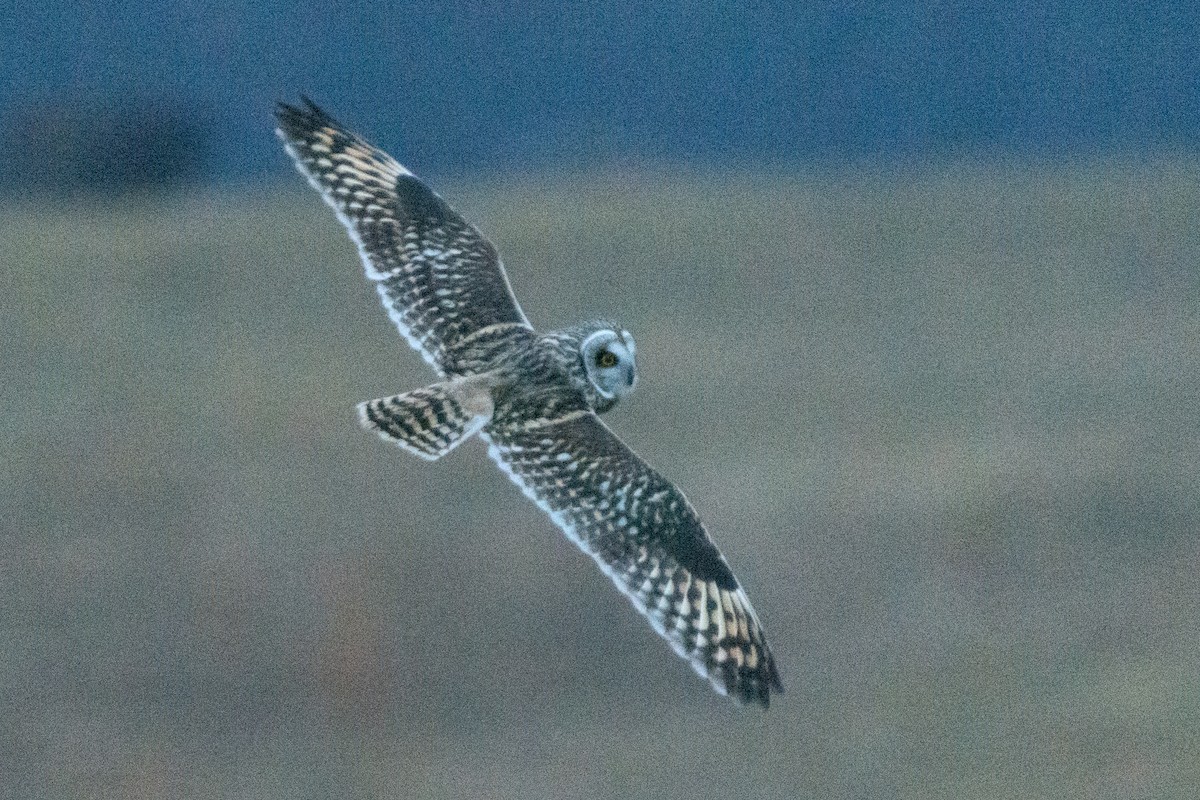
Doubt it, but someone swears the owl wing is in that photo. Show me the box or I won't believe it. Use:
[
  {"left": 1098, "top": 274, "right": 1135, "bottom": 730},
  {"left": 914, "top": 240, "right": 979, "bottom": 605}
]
[
  {"left": 275, "top": 98, "right": 532, "bottom": 375},
  {"left": 482, "top": 411, "right": 783, "bottom": 707}
]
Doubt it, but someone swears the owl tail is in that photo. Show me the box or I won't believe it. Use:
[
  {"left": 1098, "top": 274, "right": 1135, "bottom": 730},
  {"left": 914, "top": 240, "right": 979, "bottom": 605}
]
[{"left": 357, "top": 375, "right": 495, "bottom": 461}]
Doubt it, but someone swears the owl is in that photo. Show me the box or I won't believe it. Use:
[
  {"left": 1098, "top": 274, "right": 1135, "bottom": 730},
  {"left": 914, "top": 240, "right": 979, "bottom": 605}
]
[{"left": 276, "top": 98, "right": 783, "bottom": 707}]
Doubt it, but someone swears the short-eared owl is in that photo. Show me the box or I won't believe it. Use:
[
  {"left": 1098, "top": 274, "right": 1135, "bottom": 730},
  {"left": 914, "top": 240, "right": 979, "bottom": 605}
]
[{"left": 276, "top": 98, "right": 783, "bottom": 707}]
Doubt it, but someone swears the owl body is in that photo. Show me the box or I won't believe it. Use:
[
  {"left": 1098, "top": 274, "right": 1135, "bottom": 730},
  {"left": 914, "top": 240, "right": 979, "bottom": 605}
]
[
  {"left": 431, "top": 321, "right": 634, "bottom": 431},
  {"left": 438, "top": 322, "right": 534, "bottom": 378},
  {"left": 276, "top": 98, "right": 783, "bottom": 707}
]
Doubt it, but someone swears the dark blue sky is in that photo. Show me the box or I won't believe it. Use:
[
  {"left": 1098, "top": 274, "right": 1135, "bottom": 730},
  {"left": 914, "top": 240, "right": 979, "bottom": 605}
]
[{"left": 6, "top": 1, "right": 1198, "bottom": 181}]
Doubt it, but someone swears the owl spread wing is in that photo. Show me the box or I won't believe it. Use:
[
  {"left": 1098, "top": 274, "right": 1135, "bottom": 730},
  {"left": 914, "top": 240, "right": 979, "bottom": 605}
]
[
  {"left": 482, "top": 412, "right": 783, "bottom": 707},
  {"left": 275, "top": 98, "right": 532, "bottom": 375}
]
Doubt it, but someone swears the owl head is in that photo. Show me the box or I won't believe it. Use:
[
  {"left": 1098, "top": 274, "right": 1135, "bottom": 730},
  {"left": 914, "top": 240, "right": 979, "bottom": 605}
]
[{"left": 579, "top": 326, "right": 637, "bottom": 413}]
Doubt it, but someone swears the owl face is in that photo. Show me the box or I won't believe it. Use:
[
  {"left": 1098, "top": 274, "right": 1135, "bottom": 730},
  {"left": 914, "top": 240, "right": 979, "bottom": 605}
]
[{"left": 581, "top": 328, "right": 637, "bottom": 404}]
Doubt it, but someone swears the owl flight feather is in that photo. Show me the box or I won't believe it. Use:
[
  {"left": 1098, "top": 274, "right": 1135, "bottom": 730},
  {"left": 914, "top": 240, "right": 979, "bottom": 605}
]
[{"left": 276, "top": 98, "right": 783, "bottom": 707}]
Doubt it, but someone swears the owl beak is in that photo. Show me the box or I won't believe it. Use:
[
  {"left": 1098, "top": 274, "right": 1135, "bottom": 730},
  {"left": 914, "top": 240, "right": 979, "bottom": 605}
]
[{"left": 623, "top": 365, "right": 636, "bottom": 388}]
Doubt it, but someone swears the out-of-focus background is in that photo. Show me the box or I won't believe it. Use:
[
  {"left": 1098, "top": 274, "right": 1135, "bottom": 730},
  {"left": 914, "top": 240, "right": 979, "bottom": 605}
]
[{"left": 3, "top": 4, "right": 1199, "bottom": 799}]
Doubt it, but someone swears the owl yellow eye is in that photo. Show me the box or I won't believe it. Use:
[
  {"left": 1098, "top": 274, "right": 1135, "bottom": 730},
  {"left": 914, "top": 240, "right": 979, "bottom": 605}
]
[{"left": 597, "top": 350, "right": 618, "bottom": 368}]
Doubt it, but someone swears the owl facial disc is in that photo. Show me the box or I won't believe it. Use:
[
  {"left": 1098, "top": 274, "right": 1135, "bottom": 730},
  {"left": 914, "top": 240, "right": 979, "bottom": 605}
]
[{"left": 581, "top": 328, "right": 637, "bottom": 400}]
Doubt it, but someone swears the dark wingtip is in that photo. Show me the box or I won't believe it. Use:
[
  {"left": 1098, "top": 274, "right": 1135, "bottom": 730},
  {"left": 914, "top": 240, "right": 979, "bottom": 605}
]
[
  {"left": 769, "top": 658, "right": 784, "bottom": 696},
  {"left": 758, "top": 646, "right": 784, "bottom": 708},
  {"left": 752, "top": 675, "right": 781, "bottom": 710},
  {"left": 274, "top": 96, "right": 340, "bottom": 139},
  {"left": 728, "top": 651, "right": 784, "bottom": 710}
]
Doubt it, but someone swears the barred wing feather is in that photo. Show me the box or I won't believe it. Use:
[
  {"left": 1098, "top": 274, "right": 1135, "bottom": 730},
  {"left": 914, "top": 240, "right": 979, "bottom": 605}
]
[
  {"left": 275, "top": 98, "right": 532, "bottom": 375},
  {"left": 483, "top": 412, "right": 783, "bottom": 707}
]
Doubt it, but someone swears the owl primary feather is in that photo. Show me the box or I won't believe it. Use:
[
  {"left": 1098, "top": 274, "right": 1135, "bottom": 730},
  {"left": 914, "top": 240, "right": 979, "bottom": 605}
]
[{"left": 275, "top": 98, "right": 783, "bottom": 707}]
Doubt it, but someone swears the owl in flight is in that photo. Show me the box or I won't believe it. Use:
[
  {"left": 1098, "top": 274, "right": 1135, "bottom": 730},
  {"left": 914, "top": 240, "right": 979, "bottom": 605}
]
[{"left": 275, "top": 98, "right": 783, "bottom": 707}]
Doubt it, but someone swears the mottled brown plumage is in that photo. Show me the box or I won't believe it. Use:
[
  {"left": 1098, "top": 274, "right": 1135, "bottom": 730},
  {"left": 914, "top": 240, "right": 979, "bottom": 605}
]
[{"left": 276, "top": 98, "right": 782, "bottom": 707}]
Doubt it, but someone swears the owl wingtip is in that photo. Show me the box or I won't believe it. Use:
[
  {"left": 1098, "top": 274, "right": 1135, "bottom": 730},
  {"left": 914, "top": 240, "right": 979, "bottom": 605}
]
[
  {"left": 769, "top": 659, "right": 785, "bottom": 694},
  {"left": 746, "top": 676, "right": 784, "bottom": 710},
  {"left": 721, "top": 649, "right": 784, "bottom": 709},
  {"left": 274, "top": 96, "right": 340, "bottom": 139}
]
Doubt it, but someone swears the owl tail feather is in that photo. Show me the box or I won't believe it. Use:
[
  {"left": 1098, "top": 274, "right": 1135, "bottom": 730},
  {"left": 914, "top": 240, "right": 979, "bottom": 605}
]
[{"left": 358, "top": 375, "right": 495, "bottom": 461}]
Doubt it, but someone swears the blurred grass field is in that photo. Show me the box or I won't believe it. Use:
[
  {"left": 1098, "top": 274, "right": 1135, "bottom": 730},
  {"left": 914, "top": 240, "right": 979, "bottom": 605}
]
[{"left": 3, "top": 159, "right": 1199, "bottom": 799}]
